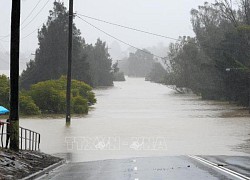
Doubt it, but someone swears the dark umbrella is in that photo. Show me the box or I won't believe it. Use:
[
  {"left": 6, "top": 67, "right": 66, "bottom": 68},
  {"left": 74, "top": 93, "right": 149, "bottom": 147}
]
[{"left": 0, "top": 106, "right": 9, "bottom": 115}]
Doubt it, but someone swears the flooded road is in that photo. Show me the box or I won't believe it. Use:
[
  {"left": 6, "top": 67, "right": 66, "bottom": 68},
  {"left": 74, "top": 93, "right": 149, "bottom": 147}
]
[{"left": 20, "top": 77, "right": 250, "bottom": 162}]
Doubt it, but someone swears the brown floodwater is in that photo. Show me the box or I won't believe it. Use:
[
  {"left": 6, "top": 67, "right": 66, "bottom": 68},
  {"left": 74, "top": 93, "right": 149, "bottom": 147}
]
[{"left": 20, "top": 77, "right": 250, "bottom": 162}]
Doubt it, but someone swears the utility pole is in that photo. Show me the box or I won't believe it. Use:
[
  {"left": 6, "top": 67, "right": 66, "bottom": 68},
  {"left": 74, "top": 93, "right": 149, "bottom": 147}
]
[
  {"left": 249, "top": 74, "right": 250, "bottom": 113},
  {"left": 66, "top": 0, "right": 73, "bottom": 123},
  {"left": 10, "top": 0, "right": 21, "bottom": 151}
]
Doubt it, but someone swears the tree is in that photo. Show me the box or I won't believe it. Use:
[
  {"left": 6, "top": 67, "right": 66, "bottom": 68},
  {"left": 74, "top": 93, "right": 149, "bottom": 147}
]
[
  {"left": 20, "top": 2, "right": 89, "bottom": 89},
  {"left": 127, "top": 50, "right": 154, "bottom": 77},
  {"left": 164, "top": 37, "right": 204, "bottom": 94},
  {"left": 112, "top": 61, "right": 119, "bottom": 73},
  {"left": 160, "top": 1, "right": 250, "bottom": 106},
  {"left": 146, "top": 62, "right": 166, "bottom": 83},
  {"left": 19, "top": 93, "right": 41, "bottom": 115},
  {"left": 112, "top": 61, "right": 126, "bottom": 81},
  {"left": 190, "top": 1, "right": 250, "bottom": 104},
  {"left": 84, "top": 39, "right": 114, "bottom": 87}
]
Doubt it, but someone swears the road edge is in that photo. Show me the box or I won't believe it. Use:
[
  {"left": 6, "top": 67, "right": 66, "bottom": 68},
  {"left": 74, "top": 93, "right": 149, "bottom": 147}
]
[{"left": 21, "top": 159, "right": 66, "bottom": 180}]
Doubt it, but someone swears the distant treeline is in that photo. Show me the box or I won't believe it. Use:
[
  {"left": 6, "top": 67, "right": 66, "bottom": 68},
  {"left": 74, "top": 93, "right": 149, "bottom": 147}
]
[
  {"left": 20, "top": 2, "right": 122, "bottom": 90},
  {"left": 147, "top": 0, "right": 250, "bottom": 107},
  {"left": 119, "top": 49, "right": 155, "bottom": 77}
]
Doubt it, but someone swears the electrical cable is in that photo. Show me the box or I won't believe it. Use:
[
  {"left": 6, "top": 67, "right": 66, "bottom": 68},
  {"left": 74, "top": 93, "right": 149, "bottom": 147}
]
[
  {"left": 0, "top": 0, "right": 50, "bottom": 40},
  {"left": 76, "top": 13, "right": 234, "bottom": 52},
  {"left": 22, "top": 21, "right": 46, "bottom": 40},
  {"left": 76, "top": 13, "right": 179, "bottom": 42},
  {"left": 76, "top": 15, "right": 166, "bottom": 60},
  {"left": 21, "top": 0, "right": 42, "bottom": 25},
  {"left": 21, "top": 0, "right": 50, "bottom": 30}
]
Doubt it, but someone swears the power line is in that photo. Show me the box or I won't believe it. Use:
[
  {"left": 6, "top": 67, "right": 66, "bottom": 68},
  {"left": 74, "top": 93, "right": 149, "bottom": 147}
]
[
  {"left": 21, "top": 0, "right": 42, "bottom": 25},
  {"left": 0, "top": 0, "right": 50, "bottom": 41},
  {"left": 21, "top": 0, "right": 50, "bottom": 30},
  {"left": 76, "top": 15, "right": 166, "bottom": 60},
  {"left": 22, "top": 21, "right": 46, "bottom": 40},
  {"left": 0, "top": 21, "right": 45, "bottom": 42},
  {"left": 76, "top": 13, "right": 179, "bottom": 42},
  {"left": 76, "top": 13, "right": 235, "bottom": 52},
  {"left": 21, "top": 28, "right": 39, "bottom": 40}
]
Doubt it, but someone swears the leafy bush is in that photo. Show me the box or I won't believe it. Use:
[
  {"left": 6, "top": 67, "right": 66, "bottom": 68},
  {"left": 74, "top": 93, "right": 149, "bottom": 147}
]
[
  {"left": 29, "top": 85, "right": 66, "bottom": 113},
  {"left": 28, "top": 76, "right": 96, "bottom": 114},
  {"left": 0, "top": 75, "right": 10, "bottom": 108},
  {"left": 72, "top": 96, "right": 88, "bottom": 114},
  {"left": 71, "top": 78, "right": 97, "bottom": 104},
  {"left": 20, "top": 93, "right": 41, "bottom": 115},
  {"left": 0, "top": 74, "right": 96, "bottom": 115},
  {"left": 86, "top": 91, "right": 96, "bottom": 105}
]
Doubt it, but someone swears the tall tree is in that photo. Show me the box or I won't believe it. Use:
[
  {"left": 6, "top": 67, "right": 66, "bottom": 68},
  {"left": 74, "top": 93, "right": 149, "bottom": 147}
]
[
  {"left": 164, "top": 37, "right": 205, "bottom": 94},
  {"left": 84, "top": 39, "right": 113, "bottom": 87},
  {"left": 191, "top": 1, "right": 250, "bottom": 103},
  {"left": 20, "top": 2, "right": 89, "bottom": 89},
  {"left": 162, "top": 1, "right": 250, "bottom": 105}
]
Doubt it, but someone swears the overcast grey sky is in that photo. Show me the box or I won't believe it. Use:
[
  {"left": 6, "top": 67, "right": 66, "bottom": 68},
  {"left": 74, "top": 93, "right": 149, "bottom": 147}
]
[{"left": 0, "top": 0, "right": 214, "bottom": 56}]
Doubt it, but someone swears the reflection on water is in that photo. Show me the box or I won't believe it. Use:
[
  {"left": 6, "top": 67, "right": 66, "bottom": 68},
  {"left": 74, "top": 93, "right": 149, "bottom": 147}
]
[{"left": 20, "top": 78, "right": 250, "bottom": 162}]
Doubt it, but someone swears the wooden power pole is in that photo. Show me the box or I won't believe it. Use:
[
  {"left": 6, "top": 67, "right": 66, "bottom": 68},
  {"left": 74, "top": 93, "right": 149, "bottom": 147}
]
[
  {"left": 10, "top": 0, "right": 21, "bottom": 151},
  {"left": 66, "top": 0, "right": 73, "bottom": 123}
]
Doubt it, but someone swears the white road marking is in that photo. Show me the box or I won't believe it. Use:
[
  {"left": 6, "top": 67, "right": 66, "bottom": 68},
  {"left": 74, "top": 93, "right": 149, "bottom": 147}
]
[
  {"left": 134, "top": 166, "right": 138, "bottom": 171},
  {"left": 188, "top": 155, "right": 250, "bottom": 180}
]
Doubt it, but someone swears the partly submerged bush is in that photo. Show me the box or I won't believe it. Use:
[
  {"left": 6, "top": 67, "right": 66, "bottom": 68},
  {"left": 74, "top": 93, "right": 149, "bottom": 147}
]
[
  {"left": 28, "top": 76, "right": 96, "bottom": 114},
  {"left": 0, "top": 75, "right": 10, "bottom": 109},
  {"left": 20, "top": 93, "right": 41, "bottom": 115},
  {"left": 29, "top": 85, "right": 66, "bottom": 113},
  {"left": 72, "top": 96, "right": 88, "bottom": 114},
  {"left": 0, "top": 75, "right": 96, "bottom": 115}
]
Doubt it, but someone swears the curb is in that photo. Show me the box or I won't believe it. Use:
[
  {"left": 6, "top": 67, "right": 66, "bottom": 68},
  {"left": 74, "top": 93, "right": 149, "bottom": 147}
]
[{"left": 22, "top": 159, "right": 66, "bottom": 180}]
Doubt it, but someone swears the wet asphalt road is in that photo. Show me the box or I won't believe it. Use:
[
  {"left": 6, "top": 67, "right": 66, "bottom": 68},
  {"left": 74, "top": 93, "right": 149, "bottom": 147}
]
[{"left": 40, "top": 156, "right": 250, "bottom": 180}]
